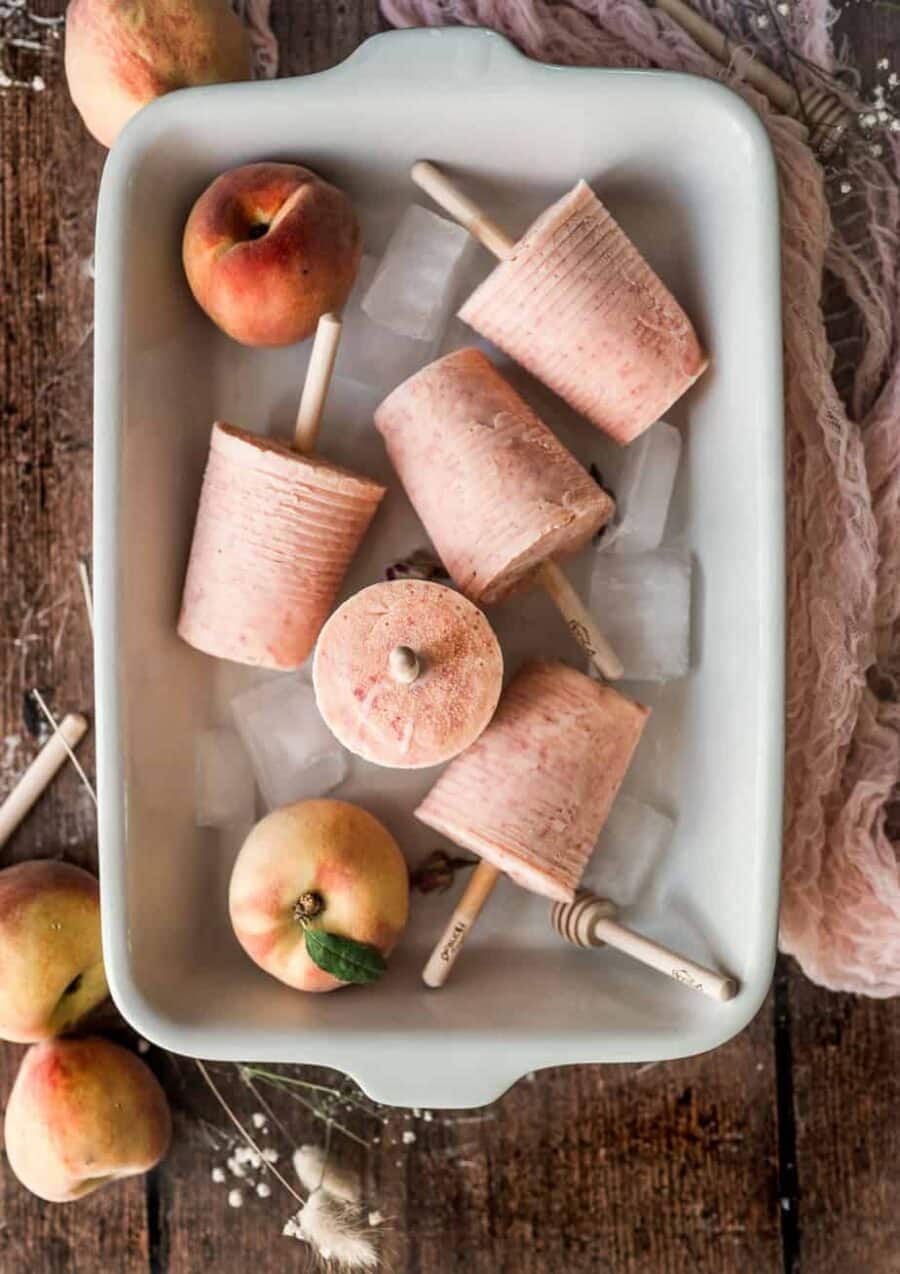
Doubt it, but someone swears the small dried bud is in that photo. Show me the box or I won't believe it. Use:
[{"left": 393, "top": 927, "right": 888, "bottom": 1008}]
[
  {"left": 409, "top": 849, "right": 478, "bottom": 894},
  {"left": 385, "top": 548, "right": 450, "bottom": 583}
]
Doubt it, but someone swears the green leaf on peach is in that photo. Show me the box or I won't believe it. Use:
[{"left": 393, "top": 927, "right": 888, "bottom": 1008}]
[{"left": 304, "top": 928, "right": 387, "bottom": 985}]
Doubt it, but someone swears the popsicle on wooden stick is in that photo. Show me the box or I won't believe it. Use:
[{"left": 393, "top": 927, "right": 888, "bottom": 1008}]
[
  {"left": 375, "top": 348, "right": 624, "bottom": 680},
  {"left": 412, "top": 161, "right": 708, "bottom": 445},
  {"left": 313, "top": 579, "right": 503, "bottom": 769},
  {"left": 178, "top": 315, "right": 386, "bottom": 670},
  {"left": 419, "top": 660, "right": 649, "bottom": 987}
]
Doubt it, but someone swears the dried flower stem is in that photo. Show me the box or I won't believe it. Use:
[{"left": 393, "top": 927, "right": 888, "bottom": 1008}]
[
  {"left": 77, "top": 557, "right": 94, "bottom": 636},
  {"left": 245, "top": 1071, "right": 371, "bottom": 1148},
  {"left": 195, "top": 1060, "right": 305, "bottom": 1206},
  {"left": 239, "top": 1074, "right": 301, "bottom": 1147},
  {"left": 29, "top": 688, "right": 97, "bottom": 806},
  {"left": 239, "top": 1066, "right": 352, "bottom": 1103},
  {"left": 241, "top": 1065, "right": 383, "bottom": 1118}
]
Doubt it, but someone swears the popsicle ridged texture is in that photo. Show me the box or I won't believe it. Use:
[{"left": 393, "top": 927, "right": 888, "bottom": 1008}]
[
  {"left": 313, "top": 580, "right": 503, "bottom": 769},
  {"left": 375, "top": 349, "right": 614, "bottom": 605},
  {"left": 178, "top": 422, "right": 385, "bottom": 669},
  {"left": 459, "top": 181, "right": 708, "bottom": 444},
  {"left": 416, "top": 660, "right": 650, "bottom": 902}
]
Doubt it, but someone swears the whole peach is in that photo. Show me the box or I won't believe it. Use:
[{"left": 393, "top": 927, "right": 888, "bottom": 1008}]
[
  {"left": 64, "top": 0, "right": 251, "bottom": 148},
  {"left": 229, "top": 799, "right": 409, "bottom": 992},
  {"left": 182, "top": 162, "right": 362, "bottom": 346},
  {"left": 4, "top": 1036, "right": 171, "bottom": 1202},
  {"left": 0, "top": 861, "right": 107, "bottom": 1044}
]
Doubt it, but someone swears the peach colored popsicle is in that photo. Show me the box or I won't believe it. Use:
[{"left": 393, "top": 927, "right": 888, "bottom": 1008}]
[
  {"left": 416, "top": 659, "right": 649, "bottom": 903},
  {"left": 458, "top": 181, "right": 708, "bottom": 444},
  {"left": 178, "top": 422, "right": 385, "bottom": 669},
  {"left": 313, "top": 580, "right": 503, "bottom": 769},
  {"left": 375, "top": 349, "right": 614, "bottom": 605}
]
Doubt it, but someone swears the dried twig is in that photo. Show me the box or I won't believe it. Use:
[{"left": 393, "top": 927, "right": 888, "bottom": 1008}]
[
  {"left": 29, "top": 688, "right": 96, "bottom": 806},
  {"left": 195, "top": 1061, "right": 305, "bottom": 1207}
]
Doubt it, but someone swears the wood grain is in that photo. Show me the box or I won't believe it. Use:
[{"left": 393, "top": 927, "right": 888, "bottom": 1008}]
[
  {"left": 0, "top": 5, "right": 144, "bottom": 1271},
  {"left": 0, "top": 1, "right": 898, "bottom": 1272},
  {"left": 790, "top": 974, "right": 900, "bottom": 1274},
  {"left": 389, "top": 1014, "right": 781, "bottom": 1274}
]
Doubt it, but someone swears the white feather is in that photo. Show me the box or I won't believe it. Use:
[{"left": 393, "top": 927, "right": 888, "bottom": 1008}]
[
  {"left": 293, "top": 1145, "right": 361, "bottom": 1204},
  {"left": 289, "top": 1191, "right": 379, "bottom": 1270}
]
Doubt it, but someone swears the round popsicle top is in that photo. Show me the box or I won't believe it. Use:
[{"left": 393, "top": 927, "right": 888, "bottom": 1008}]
[
  {"left": 312, "top": 581, "right": 503, "bottom": 769},
  {"left": 210, "top": 421, "right": 386, "bottom": 502}
]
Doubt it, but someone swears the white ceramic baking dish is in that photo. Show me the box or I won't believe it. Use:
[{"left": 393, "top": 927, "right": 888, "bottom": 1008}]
[{"left": 94, "top": 28, "right": 783, "bottom": 1108}]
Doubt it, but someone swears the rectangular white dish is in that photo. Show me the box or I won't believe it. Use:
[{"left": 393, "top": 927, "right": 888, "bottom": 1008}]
[{"left": 94, "top": 28, "right": 784, "bottom": 1108}]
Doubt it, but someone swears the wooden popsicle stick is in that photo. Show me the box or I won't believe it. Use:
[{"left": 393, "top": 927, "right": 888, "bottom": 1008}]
[
  {"left": 0, "top": 714, "right": 89, "bottom": 848},
  {"left": 388, "top": 645, "right": 421, "bottom": 685},
  {"left": 552, "top": 892, "right": 738, "bottom": 1002},
  {"left": 411, "top": 161, "right": 516, "bottom": 261},
  {"left": 537, "top": 561, "right": 624, "bottom": 682},
  {"left": 652, "top": 0, "right": 849, "bottom": 155},
  {"left": 293, "top": 313, "right": 343, "bottom": 455},
  {"left": 422, "top": 861, "right": 501, "bottom": 988}
]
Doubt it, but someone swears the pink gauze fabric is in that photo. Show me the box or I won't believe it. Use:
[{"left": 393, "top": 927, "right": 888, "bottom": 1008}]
[{"left": 379, "top": 0, "right": 900, "bottom": 997}]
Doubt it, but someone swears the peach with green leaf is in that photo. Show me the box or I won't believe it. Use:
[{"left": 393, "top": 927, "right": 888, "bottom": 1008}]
[{"left": 228, "top": 799, "right": 409, "bottom": 992}]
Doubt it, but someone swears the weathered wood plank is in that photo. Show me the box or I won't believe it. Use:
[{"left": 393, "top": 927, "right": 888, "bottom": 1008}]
[
  {"left": 385, "top": 1012, "right": 781, "bottom": 1274},
  {"left": 0, "top": 4, "right": 147, "bottom": 1270},
  {"left": 789, "top": 972, "right": 900, "bottom": 1274},
  {"left": 271, "top": 0, "right": 384, "bottom": 78}
]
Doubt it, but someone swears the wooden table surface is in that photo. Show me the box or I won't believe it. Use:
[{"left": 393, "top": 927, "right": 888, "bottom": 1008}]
[{"left": 1, "top": 3, "right": 898, "bottom": 1271}]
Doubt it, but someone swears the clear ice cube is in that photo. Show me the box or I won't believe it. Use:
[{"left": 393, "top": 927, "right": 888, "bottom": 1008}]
[
  {"left": 230, "top": 674, "right": 349, "bottom": 811},
  {"left": 602, "top": 421, "right": 682, "bottom": 555},
  {"left": 319, "top": 375, "right": 385, "bottom": 476},
  {"left": 362, "top": 205, "right": 471, "bottom": 342},
  {"left": 194, "top": 728, "right": 256, "bottom": 828},
  {"left": 337, "top": 255, "right": 441, "bottom": 396},
  {"left": 583, "top": 793, "right": 674, "bottom": 907},
  {"left": 589, "top": 547, "right": 692, "bottom": 682}
]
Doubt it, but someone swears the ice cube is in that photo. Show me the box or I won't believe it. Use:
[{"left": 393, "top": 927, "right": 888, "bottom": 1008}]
[
  {"left": 319, "top": 376, "right": 385, "bottom": 476},
  {"left": 602, "top": 421, "right": 682, "bottom": 555},
  {"left": 583, "top": 793, "right": 674, "bottom": 907},
  {"left": 589, "top": 547, "right": 691, "bottom": 682},
  {"left": 194, "top": 728, "right": 255, "bottom": 828},
  {"left": 362, "top": 205, "right": 471, "bottom": 343},
  {"left": 337, "top": 256, "right": 441, "bottom": 395},
  {"left": 230, "top": 675, "right": 349, "bottom": 810}
]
